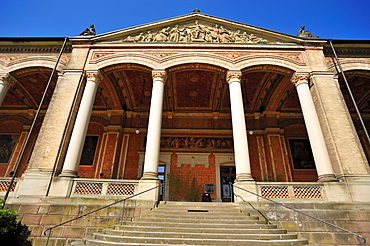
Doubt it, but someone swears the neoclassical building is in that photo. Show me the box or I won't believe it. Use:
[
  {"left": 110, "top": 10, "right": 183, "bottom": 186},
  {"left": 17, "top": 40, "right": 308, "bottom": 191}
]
[{"left": 0, "top": 10, "right": 369, "bottom": 204}]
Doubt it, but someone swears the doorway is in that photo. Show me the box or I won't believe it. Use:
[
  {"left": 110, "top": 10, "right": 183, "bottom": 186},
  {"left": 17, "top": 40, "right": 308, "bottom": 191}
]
[
  {"left": 158, "top": 165, "right": 166, "bottom": 201},
  {"left": 220, "top": 166, "right": 236, "bottom": 202}
]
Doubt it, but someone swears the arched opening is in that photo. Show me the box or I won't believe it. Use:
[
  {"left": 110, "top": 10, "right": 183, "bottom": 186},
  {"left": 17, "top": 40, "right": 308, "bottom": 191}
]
[{"left": 0, "top": 67, "right": 58, "bottom": 178}]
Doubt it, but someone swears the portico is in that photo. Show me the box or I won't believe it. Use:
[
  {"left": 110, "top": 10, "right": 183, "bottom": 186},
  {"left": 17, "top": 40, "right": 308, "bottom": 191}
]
[{"left": 0, "top": 11, "right": 369, "bottom": 204}]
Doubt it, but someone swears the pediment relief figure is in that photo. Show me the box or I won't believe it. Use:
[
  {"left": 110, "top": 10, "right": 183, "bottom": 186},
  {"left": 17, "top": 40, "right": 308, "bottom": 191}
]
[{"left": 121, "top": 21, "right": 270, "bottom": 44}]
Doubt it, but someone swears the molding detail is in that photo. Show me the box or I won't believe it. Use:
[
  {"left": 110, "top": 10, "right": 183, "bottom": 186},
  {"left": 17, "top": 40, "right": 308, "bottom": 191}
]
[
  {"left": 121, "top": 21, "right": 269, "bottom": 44},
  {"left": 85, "top": 71, "right": 102, "bottom": 84},
  {"left": 0, "top": 73, "right": 16, "bottom": 86},
  {"left": 291, "top": 73, "right": 309, "bottom": 86},
  {"left": 152, "top": 71, "right": 166, "bottom": 82},
  {"left": 226, "top": 71, "right": 242, "bottom": 84}
]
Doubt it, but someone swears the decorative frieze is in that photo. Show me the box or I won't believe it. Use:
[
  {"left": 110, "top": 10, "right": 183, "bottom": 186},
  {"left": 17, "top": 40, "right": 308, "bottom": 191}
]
[
  {"left": 160, "top": 136, "right": 233, "bottom": 150},
  {"left": 121, "top": 21, "right": 269, "bottom": 44}
]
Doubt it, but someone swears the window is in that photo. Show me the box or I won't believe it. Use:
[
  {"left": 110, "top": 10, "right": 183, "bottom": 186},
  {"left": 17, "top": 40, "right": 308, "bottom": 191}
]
[
  {"left": 79, "top": 136, "right": 99, "bottom": 166},
  {"left": 0, "top": 135, "right": 19, "bottom": 164},
  {"left": 288, "top": 139, "right": 315, "bottom": 169}
]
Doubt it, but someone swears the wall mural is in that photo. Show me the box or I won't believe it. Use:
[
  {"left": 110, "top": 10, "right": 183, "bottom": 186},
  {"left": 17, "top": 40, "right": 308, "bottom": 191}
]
[
  {"left": 160, "top": 137, "right": 233, "bottom": 149},
  {"left": 0, "top": 135, "right": 19, "bottom": 164},
  {"left": 122, "top": 21, "right": 269, "bottom": 44},
  {"left": 288, "top": 139, "right": 316, "bottom": 169}
]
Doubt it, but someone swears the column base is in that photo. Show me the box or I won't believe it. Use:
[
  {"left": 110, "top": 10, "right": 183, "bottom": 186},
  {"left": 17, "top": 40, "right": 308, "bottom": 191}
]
[
  {"left": 233, "top": 181, "right": 257, "bottom": 201},
  {"left": 137, "top": 179, "right": 160, "bottom": 201},
  {"left": 235, "top": 173, "right": 254, "bottom": 182},
  {"left": 47, "top": 176, "right": 74, "bottom": 197},
  {"left": 17, "top": 168, "right": 53, "bottom": 197},
  {"left": 141, "top": 171, "right": 159, "bottom": 180},
  {"left": 318, "top": 174, "right": 339, "bottom": 182},
  {"left": 59, "top": 169, "right": 78, "bottom": 178}
]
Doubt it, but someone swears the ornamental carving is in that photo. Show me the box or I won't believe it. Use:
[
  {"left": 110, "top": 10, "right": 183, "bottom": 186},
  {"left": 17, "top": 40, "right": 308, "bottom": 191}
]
[
  {"left": 86, "top": 71, "right": 102, "bottom": 83},
  {"left": 226, "top": 71, "right": 242, "bottom": 83},
  {"left": 121, "top": 21, "right": 269, "bottom": 44},
  {"left": 0, "top": 74, "right": 16, "bottom": 86},
  {"left": 159, "top": 137, "right": 233, "bottom": 149},
  {"left": 152, "top": 71, "right": 166, "bottom": 81},
  {"left": 291, "top": 73, "right": 310, "bottom": 86}
]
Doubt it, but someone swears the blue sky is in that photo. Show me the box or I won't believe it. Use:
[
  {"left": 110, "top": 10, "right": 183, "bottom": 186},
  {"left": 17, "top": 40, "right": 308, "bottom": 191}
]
[{"left": 1, "top": 0, "right": 369, "bottom": 40}]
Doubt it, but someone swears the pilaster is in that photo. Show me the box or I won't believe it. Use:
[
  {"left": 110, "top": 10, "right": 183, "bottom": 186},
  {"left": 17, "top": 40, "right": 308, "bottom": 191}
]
[
  {"left": 17, "top": 46, "right": 91, "bottom": 197},
  {"left": 309, "top": 72, "right": 370, "bottom": 180}
]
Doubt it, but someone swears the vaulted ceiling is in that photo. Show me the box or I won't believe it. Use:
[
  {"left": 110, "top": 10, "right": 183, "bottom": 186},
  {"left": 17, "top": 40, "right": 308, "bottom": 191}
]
[{"left": 98, "top": 63, "right": 301, "bottom": 114}]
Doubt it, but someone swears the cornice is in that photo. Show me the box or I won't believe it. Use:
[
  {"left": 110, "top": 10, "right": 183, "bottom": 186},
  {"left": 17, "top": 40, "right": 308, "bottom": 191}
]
[{"left": 0, "top": 46, "right": 72, "bottom": 53}]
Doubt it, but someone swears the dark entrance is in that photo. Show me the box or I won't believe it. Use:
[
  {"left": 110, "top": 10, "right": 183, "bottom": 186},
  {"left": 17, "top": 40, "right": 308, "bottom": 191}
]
[
  {"left": 158, "top": 165, "right": 166, "bottom": 200},
  {"left": 220, "top": 166, "right": 236, "bottom": 202}
]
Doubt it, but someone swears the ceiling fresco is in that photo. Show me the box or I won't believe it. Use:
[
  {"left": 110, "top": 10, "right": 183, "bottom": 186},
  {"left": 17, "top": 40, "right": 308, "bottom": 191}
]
[
  {"left": 97, "top": 63, "right": 302, "bottom": 114},
  {"left": 3, "top": 67, "right": 57, "bottom": 109}
]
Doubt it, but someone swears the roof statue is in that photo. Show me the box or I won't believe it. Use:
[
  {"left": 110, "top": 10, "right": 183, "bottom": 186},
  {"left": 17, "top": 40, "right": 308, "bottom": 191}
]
[
  {"left": 297, "top": 26, "right": 318, "bottom": 38},
  {"left": 79, "top": 24, "right": 96, "bottom": 36},
  {"left": 121, "top": 21, "right": 269, "bottom": 44}
]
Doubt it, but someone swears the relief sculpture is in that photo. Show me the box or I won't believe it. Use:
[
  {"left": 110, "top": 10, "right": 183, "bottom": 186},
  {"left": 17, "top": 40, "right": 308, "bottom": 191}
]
[
  {"left": 160, "top": 137, "right": 233, "bottom": 149},
  {"left": 122, "top": 21, "right": 269, "bottom": 44}
]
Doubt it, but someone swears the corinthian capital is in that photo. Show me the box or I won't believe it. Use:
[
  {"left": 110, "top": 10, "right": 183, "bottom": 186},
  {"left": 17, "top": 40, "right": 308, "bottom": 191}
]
[
  {"left": 0, "top": 73, "right": 16, "bottom": 86},
  {"left": 85, "top": 71, "right": 102, "bottom": 84},
  {"left": 152, "top": 70, "right": 166, "bottom": 83},
  {"left": 226, "top": 71, "right": 242, "bottom": 84},
  {"left": 291, "top": 72, "right": 310, "bottom": 86}
]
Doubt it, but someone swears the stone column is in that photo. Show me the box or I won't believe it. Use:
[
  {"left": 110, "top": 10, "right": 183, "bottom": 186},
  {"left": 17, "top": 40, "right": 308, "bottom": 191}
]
[
  {"left": 141, "top": 71, "right": 166, "bottom": 180},
  {"left": 60, "top": 71, "right": 101, "bottom": 177},
  {"left": 291, "top": 73, "right": 337, "bottom": 182},
  {"left": 137, "top": 71, "right": 165, "bottom": 202},
  {"left": 0, "top": 74, "right": 16, "bottom": 106},
  {"left": 227, "top": 71, "right": 253, "bottom": 182}
]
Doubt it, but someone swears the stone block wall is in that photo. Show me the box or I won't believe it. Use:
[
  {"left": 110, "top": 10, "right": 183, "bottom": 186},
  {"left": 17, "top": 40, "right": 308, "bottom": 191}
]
[{"left": 242, "top": 202, "right": 370, "bottom": 245}]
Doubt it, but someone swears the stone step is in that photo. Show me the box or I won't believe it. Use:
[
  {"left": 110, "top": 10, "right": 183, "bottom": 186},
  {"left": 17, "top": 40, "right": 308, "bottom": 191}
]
[
  {"left": 82, "top": 202, "right": 310, "bottom": 246},
  {"left": 106, "top": 226, "right": 287, "bottom": 235},
  {"left": 142, "top": 211, "right": 251, "bottom": 218},
  {"left": 93, "top": 231, "right": 300, "bottom": 241},
  {"left": 84, "top": 236, "right": 309, "bottom": 245},
  {"left": 117, "top": 221, "right": 278, "bottom": 229},
  {"left": 130, "top": 217, "right": 266, "bottom": 224},
  {"left": 98, "top": 230, "right": 298, "bottom": 240}
]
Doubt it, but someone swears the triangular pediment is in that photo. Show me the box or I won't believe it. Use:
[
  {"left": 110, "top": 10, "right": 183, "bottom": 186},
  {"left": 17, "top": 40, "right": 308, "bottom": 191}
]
[{"left": 90, "top": 12, "right": 307, "bottom": 45}]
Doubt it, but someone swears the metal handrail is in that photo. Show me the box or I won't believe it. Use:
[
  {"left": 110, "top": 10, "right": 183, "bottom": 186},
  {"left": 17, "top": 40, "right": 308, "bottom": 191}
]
[
  {"left": 231, "top": 183, "right": 366, "bottom": 245},
  {"left": 232, "top": 192, "right": 271, "bottom": 225},
  {"left": 43, "top": 185, "right": 160, "bottom": 246}
]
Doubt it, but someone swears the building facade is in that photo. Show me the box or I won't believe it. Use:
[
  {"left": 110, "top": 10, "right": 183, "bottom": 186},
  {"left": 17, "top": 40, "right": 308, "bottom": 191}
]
[{"left": 0, "top": 11, "right": 369, "bottom": 204}]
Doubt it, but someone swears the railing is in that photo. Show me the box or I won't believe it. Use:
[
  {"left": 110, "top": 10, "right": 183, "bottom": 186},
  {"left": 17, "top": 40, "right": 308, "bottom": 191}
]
[
  {"left": 231, "top": 183, "right": 366, "bottom": 246},
  {"left": 71, "top": 178, "right": 139, "bottom": 197},
  {"left": 256, "top": 182, "right": 324, "bottom": 200},
  {"left": 43, "top": 185, "right": 160, "bottom": 246},
  {"left": 0, "top": 178, "right": 18, "bottom": 193}
]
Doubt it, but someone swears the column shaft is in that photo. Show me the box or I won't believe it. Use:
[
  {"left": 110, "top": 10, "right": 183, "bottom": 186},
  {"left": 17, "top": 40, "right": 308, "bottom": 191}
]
[
  {"left": 142, "top": 71, "right": 166, "bottom": 179},
  {"left": 292, "top": 73, "right": 337, "bottom": 182},
  {"left": 60, "top": 71, "right": 100, "bottom": 177},
  {"left": 227, "top": 72, "right": 253, "bottom": 182}
]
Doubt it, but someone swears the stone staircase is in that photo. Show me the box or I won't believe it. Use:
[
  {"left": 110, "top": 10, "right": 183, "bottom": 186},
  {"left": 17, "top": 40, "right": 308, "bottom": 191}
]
[{"left": 80, "top": 201, "right": 310, "bottom": 245}]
